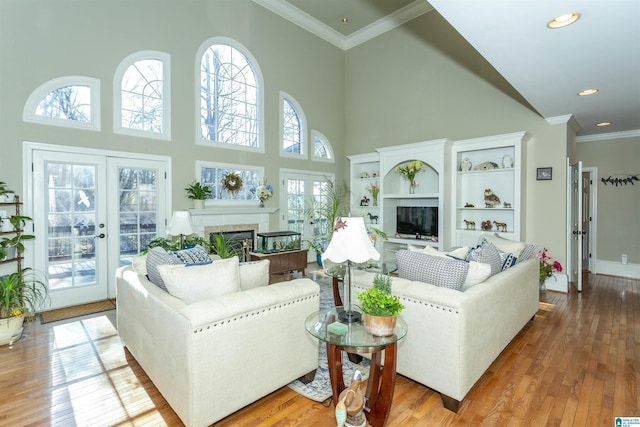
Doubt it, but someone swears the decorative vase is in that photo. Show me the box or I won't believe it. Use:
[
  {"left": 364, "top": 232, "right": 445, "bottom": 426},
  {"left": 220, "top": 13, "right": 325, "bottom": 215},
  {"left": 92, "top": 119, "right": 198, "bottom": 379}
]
[
  {"left": 363, "top": 313, "right": 397, "bottom": 336},
  {"left": 193, "top": 199, "right": 205, "bottom": 210},
  {"left": 0, "top": 314, "right": 25, "bottom": 346},
  {"left": 372, "top": 196, "right": 378, "bottom": 207},
  {"left": 539, "top": 279, "right": 547, "bottom": 294},
  {"left": 259, "top": 199, "right": 265, "bottom": 208},
  {"left": 409, "top": 179, "right": 416, "bottom": 194}
]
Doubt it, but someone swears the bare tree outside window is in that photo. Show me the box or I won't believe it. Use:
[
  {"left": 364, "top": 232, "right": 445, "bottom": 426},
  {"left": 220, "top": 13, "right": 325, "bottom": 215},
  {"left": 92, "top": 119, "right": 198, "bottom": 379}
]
[
  {"left": 200, "top": 44, "right": 258, "bottom": 147},
  {"left": 36, "top": 85, "right": 91, "bottom": 122},
  {"left": 282, "top": 98, "right": 302, "bottom": 154},
  {"left": 121, "top": 60, "right": 163, "bottom": 133}
]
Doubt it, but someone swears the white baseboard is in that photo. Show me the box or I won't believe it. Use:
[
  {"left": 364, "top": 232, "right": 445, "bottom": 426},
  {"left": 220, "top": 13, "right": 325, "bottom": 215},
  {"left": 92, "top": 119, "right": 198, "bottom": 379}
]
[
  {"left": 544, "top": 272, "right": 568, "bottom": 293},
  {"left": 594, "top": 260, "right": 640, "bottom": 279}
]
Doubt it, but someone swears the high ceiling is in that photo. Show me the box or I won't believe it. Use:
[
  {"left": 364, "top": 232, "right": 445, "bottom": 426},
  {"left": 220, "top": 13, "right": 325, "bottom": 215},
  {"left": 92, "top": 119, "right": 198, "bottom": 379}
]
[{"left": 255, "top": 0, "right": 640, "bottom": 138}]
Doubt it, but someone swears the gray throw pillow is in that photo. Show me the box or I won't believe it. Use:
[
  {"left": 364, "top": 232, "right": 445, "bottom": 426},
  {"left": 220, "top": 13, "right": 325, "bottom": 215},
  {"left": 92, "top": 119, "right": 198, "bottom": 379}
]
[
  {"left": 466, "top": 240, "right": 502, "bottom": 276},
  {"left": 146, "top": 247, "right": 182, "bottom": 291},
  {"left": 396, "top": 250, "right": 469, "bottom": 291}
]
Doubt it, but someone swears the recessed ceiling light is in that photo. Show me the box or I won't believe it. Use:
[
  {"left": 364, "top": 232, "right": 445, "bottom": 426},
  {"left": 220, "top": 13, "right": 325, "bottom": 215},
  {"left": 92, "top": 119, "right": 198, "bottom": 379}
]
[
  {"left": 578, "top": 89, "right": 599, "bottom": 96},
  {"left": 596, "top": 122, "right": 612, "bottom": 127},
  {"left": 340, "top": 17, "right": 349, "bottom": 24},
  {"left": 547, "top": 13, "right": 580, "bottom": 29}
]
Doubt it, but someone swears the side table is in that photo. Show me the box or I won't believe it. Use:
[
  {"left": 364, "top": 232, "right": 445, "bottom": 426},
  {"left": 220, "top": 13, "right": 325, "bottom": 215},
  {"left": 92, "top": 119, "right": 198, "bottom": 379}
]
[{"left": 305, "top": 307, "right": 407, "bottom": 427}]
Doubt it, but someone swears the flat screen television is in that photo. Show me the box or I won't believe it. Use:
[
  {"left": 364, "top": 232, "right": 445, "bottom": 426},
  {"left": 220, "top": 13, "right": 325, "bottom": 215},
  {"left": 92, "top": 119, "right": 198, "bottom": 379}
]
[{"left": 396, "top": 206, "right": 438, "bottom": 237}]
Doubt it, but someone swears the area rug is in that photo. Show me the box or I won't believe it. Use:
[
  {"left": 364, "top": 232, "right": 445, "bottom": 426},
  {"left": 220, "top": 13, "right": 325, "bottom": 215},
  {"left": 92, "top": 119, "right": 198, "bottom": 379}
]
[
  {"left": 40, "top": 299, "right": 116, "bottom": 324},
  {"left": 287, "top": 277, "right": 370, "bottom": 403}
]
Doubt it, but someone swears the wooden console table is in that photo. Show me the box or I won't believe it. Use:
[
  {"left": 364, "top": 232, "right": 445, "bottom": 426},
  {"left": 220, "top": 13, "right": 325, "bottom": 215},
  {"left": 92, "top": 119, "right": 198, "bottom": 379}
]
[{"left": 249, "top": 249, "right": 308, "bottom": 276}]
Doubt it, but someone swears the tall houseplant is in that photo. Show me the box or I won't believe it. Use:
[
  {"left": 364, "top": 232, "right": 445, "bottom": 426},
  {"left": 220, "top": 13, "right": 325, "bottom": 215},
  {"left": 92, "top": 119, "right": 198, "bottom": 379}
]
[{"left": 304, "top": 179, "right": 349, "bottom": 263}]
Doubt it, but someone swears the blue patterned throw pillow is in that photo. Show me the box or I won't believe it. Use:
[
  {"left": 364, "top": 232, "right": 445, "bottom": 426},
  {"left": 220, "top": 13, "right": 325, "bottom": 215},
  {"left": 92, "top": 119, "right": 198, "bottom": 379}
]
[
  {"left": 466, "top": 240, "right": 502, "bottom": 276},
  {"left": 172, "top": 245, "right": 212, "bottom": 265}
]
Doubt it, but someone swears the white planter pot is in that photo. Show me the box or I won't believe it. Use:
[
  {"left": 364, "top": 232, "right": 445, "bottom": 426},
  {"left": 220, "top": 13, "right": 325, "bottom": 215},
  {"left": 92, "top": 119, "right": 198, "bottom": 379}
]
[
  {"left": 193, "top": 199, "right": 205, "bottom": 210},
  {"left": 0, "top": 314, "right": 25, "bottom": 345}
]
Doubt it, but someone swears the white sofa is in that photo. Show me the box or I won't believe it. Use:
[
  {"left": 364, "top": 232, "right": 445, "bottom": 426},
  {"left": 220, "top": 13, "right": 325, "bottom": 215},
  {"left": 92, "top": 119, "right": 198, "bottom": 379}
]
[
  {"left": 351, "top": 256, "right": 538, "bottom": 411},
  {"left": 116, "top": 262, "right": 320, "bottom": 427}
]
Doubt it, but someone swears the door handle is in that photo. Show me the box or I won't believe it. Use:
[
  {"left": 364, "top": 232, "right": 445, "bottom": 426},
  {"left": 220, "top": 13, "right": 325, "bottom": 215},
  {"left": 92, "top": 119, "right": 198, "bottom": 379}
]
[{"left": 94, "top": 233, "right": 105, "bottom": 239}]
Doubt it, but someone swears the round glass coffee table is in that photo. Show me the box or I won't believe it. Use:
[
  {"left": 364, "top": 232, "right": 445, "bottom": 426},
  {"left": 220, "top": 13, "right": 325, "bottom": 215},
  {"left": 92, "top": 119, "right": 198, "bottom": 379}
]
[{"left": 305, "top": 307, "right": 407, "bottom": 427}]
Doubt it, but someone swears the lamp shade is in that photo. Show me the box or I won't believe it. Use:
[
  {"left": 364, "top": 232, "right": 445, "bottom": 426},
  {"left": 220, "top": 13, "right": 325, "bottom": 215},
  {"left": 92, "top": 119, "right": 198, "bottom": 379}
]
[
  {"left": 167, "top": 211, "right": 194, "bottom": 236},
  {"left": 321, "top": 217, "right": 380, "bottom": 264}
]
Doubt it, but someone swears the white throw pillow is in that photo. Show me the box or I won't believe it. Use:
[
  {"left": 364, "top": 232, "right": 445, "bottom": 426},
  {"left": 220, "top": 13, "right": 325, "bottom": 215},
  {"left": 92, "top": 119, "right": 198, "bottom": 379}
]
[
  {"left": 239, "top": 260, "right": 270, "bottom": 290},
  {"left": 463, "top": 261, "right": 492, "bottom": 288},
  {"left": 480, "top": 233, "right": 525, "bottom": 259},
  {"left": 158, "top": 256, "right": 241, "bottom": 304},
  {"left": 131, "top": 254, "right": 147, "bottom": 276},
  {"left": 422, "top": 245, "right": 448, "bottom": 258}
]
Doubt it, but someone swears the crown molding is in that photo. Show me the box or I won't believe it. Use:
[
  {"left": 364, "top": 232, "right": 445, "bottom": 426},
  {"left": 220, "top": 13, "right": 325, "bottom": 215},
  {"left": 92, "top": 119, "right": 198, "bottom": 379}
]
[
  {"left": 576, "top": 129, "right": 640, "bottom": 143},
  {"left": 345, "top": 1, "right": 433, "bottom": 50},
  {"left": 252, "top": 0, "right": 432, "bottom": 51}
]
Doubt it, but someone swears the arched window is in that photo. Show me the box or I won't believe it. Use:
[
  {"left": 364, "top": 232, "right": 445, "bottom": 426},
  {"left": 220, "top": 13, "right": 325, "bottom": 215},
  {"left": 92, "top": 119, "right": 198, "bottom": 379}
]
[
  {"left": 23, "top": 76, "right": 101, "bottom": 131},
  {"left": 311, "top": 130, "right": 334, "bottom": 162},
  {"left": 280, "top": 92, "right": 307, "bottom": 158},
  {"left": 197, "top": 38, "right": 263, "bottom": 152},
  {"left": 114, "top": 51, "right": 170, "bottom": 139}
]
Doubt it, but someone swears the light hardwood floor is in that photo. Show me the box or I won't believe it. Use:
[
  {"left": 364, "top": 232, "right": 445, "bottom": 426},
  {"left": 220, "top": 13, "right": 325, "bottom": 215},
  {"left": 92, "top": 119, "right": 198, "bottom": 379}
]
[{"left": 0, "top": 270, "right": 637, "bottom": 426}]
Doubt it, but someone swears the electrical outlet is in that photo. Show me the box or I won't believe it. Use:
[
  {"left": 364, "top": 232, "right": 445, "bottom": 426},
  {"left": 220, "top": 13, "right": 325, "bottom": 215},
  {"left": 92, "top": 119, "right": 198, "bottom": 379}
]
[{"left": 622, "top": 254, "right": 628, "bottom": 265}]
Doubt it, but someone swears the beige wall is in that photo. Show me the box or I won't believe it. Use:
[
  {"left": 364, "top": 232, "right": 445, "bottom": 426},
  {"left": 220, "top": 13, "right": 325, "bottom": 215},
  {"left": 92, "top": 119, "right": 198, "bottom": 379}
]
[
  {"left": 0, "top": 0, "right": 346, "bottom": 231},
  {"left": 577, "top": 136, "right": 640, "bottom": 264},
  {"left": 344, "top": 11, "right": 569, "bottom": 264}
]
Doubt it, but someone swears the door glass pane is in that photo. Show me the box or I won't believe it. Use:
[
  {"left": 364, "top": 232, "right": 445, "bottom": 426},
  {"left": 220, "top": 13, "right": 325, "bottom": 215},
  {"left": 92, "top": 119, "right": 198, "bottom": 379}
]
[
  {"left": 286, "top": 179, "right": 305, "bottom": 234},
  {"left": 46, "top": 162, "right": 97, "bottom": 290},
  {"left": 118, "top": 168, "right": 157, "bottom": 266}
]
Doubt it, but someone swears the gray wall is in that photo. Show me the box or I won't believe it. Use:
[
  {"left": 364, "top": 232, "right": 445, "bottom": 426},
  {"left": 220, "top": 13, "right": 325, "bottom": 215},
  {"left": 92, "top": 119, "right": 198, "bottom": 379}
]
[
  {"left": 344, "top": 11, "right": 570, "bottom": 265},
  {"left": 0, "top": 0, "right": 346, "bottom": 231},
  {"left": 577, "top": 135, "right": 640, "bottom": 264}
]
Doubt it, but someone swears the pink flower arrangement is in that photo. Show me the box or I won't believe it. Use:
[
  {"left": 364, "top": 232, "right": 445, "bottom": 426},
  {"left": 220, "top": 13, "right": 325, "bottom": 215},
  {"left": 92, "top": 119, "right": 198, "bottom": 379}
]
[{"left": 536, "top": 247, "right": 563, "bottom": 284}]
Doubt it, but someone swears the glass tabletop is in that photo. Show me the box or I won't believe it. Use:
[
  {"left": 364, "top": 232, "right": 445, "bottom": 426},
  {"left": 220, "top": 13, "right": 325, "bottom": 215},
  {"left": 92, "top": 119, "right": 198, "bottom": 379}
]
[
  {"left": 305, "top": 307, "right": 407, "bottom": 352},
  {"left": 322, "top": 261, "right": 397, "bottom": 279}
]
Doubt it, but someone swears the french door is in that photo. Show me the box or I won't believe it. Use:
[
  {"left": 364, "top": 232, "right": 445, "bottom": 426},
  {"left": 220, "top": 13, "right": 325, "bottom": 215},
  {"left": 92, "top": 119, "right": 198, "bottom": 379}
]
[
  {"left": 280, "top": 170, "right": 334, "bottom": 262},
  {"left": 567, "top": 159, "right": 583, "bottom": 292},
  {"left": 31, "top": 147, "right": 168, "bottom": 309}
]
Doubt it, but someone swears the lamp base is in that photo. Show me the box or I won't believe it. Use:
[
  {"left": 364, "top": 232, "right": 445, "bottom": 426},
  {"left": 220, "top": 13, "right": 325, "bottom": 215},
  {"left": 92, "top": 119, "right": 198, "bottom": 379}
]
[{"left": 338, "top": 310, "right": 361, "bottom": 323}]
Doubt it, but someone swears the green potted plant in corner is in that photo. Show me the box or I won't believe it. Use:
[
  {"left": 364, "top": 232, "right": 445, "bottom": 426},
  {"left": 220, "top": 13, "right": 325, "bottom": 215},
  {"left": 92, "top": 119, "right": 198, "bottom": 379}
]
[
  {"left": 357, "top": 273, "right": 404, "bottom": 336},
  {"left": 185, "top": 180, "right": 212, "bottom": 209},
  {"left": 0, "top": 268, "right": 49, "bottom": 345},
  {"left": 304, "top": 179, "right": 349, "bottom": 265}
]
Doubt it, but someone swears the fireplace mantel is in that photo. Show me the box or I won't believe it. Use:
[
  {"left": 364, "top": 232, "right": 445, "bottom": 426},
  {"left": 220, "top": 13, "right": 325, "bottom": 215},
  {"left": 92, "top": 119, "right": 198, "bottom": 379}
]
[{"left": 188, "top": 207, "right": 278, "bottom": 238}]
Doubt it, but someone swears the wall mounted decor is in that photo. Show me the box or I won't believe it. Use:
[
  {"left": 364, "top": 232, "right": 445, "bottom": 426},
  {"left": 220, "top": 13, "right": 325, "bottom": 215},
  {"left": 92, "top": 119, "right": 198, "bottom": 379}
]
[
  {"left": 601, "top": 174, "right": 639, "bottom": 186},
  {"left": 537, "top": 167, "right": 552, "bottom": 181}
]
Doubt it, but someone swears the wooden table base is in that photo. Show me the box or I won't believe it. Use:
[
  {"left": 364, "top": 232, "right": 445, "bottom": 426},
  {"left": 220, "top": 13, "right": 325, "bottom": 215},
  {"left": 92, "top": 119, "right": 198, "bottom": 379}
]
[{"left": 326, "top": 342, "right": 398, "bottom": 427}]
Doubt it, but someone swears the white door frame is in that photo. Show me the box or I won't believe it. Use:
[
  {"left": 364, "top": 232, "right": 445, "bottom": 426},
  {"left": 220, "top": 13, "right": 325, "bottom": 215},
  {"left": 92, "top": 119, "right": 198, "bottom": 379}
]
[
  {"left": 583, "top": 167, "right": 598, "bottom": 273},
  {"left": 23, "top": 142, "right": 172, "bottom": 302}
]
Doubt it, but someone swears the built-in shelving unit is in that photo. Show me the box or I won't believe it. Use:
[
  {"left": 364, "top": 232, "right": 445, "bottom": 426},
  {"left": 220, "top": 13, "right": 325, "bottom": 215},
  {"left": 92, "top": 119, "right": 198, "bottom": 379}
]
[
  {"left": 0, "top": 195, "right": 24, "bottom": 272},
  {"left": 450, "top": 132, "right": 529, "bottom": 247}
]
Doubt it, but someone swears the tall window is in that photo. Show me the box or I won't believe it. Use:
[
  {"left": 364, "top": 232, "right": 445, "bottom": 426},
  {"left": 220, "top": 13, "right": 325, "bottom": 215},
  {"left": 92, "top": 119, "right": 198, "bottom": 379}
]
[
  {"left": 198, "top": 38, "right": 263, "bottom": 152},
  {"left": 23, "top": 76, "right": 101, "bottom": 131},
  {"left": 115, "top": 51, "right": 170, "bottom": 139},
  {"left": 311, "top": 130, "right": 334, "bottom": 162},
  {"left": 280, "top": 92, "right": 306, "bottom": 158}
]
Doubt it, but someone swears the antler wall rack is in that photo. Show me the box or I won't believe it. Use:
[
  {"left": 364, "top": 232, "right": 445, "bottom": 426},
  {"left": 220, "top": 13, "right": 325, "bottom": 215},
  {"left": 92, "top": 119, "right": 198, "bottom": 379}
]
[{"left": 601, "top": 174, "right": 640, "bottom": 186}]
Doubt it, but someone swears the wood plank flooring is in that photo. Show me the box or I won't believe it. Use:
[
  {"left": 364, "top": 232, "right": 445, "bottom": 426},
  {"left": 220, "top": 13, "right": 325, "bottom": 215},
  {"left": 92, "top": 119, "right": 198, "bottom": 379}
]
[{"left": 0, "top": 271, "right": 637, "bottom": 426}]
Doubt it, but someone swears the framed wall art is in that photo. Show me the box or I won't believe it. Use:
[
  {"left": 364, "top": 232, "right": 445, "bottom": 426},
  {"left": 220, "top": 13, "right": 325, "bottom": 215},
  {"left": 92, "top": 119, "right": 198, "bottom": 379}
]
[{"left": 537, "top": 167, "right": 552, "bottom": 181}]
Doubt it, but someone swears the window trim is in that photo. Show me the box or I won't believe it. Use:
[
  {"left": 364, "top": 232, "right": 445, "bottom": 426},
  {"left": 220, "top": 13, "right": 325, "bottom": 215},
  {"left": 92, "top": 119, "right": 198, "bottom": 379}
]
[
  {"left": 279, "top": 91, "right": 307, "bottom": 160},
  {"left": 113, "top": 51, "right": 171, "bottom": 141},
  {"left": 311, "top": 129, "right": 335, "bottom": 163},
  {"left": 195, "top": 160, "right": 265, "bottom": 206},
  {"left": 23, "top": 76, "right": 101, "bottom": 131},
  {"left": 195, "top": 37, "right": 265, "bottom": 153}
]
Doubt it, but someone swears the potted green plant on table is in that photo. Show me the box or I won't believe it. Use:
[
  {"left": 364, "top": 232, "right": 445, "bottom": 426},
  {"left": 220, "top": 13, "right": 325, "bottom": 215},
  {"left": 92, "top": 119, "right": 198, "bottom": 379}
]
[
  {"left": 357, "top": 273, "right": 404, "bottom": 336},
  {"left": 185, "top": 180, "right": 212, "bottom": 209},
  {"left": 0, "top": 268, "right": 48, "bottom": 345}
]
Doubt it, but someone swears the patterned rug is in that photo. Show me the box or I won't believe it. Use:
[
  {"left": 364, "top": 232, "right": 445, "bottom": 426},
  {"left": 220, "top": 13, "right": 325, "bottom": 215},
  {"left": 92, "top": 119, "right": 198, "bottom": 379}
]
[
  {"left": 40, "top": 300, "right": 116, "bottom": 324},
  {"left": 287, "top": 277, "right": 370, "bottom": 403}
]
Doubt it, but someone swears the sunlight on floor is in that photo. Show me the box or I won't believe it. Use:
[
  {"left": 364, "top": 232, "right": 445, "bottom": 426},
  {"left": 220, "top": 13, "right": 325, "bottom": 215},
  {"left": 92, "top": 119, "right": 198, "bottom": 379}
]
[{"left": 48, "top": 315, "right": 165, "bottom": 425}]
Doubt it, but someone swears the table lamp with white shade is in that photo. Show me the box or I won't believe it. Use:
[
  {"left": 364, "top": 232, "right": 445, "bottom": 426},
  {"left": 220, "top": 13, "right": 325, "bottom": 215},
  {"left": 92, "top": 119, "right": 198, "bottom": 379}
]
[
  {"left": 167, "top": 210, "right": 194, "bottom": 249},
  {"left": 322, "top": 216, "right": 380, "bottom": 323}
]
